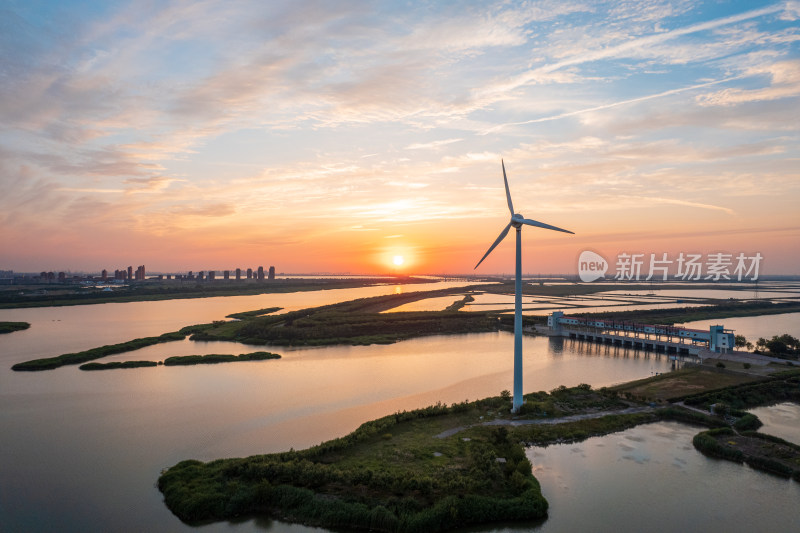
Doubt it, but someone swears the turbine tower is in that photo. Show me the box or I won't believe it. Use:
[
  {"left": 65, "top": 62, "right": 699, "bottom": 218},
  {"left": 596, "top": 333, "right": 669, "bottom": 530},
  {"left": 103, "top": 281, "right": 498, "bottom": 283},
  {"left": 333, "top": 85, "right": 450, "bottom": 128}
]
[{"left": 474, "top": 160, "right": 574, "bottom": 413}]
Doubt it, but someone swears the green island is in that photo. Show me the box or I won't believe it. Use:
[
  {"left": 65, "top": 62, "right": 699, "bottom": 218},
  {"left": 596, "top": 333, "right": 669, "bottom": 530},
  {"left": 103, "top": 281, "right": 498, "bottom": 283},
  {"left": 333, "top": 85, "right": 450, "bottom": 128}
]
[
  {"left": 444, "top": 294, "right": 475, "bottom": 311},
  {"left": 158, "top": 368, "right": 800, "bottom": 531},
  {"left": 78, "top": 352, "right": 281, "bottom": 370},
  {"left": 163, "top": 352, "right": 281, "bottom": 365},
  {"left": 226, "top": 307, "right": 283, "bottom": 319},
  {"left": 0, "top": 321, "right": 30, "bottom": 334},
  {"left": 80, "top": 361, "right": 159, "bottom": 370},
  {"left": 12, "top": 330, "right": 188, "bottom": 371}
]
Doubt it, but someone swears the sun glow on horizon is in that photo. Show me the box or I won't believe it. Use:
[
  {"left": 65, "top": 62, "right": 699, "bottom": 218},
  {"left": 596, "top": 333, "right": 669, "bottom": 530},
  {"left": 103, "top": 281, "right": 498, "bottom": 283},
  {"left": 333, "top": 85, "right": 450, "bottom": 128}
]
[
  {"left": 377, "top": 246, "right": 416, "bottom": 273},
  {"left": 0, "top": 2, "right": 798, "bottom": 275}
]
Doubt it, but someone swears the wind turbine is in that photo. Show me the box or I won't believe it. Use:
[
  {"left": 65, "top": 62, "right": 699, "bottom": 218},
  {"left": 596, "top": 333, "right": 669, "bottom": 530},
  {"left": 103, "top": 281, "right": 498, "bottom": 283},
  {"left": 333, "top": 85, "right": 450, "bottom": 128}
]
[{"left": 474, "top": 160, "right": 574, "bottom": 413}]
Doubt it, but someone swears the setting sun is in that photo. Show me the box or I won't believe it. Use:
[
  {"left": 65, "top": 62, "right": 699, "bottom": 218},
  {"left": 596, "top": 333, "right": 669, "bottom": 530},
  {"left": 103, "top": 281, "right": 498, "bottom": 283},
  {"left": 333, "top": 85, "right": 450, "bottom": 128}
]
[{"left": 392, "top": 255, "right": 404, "bottom": 266}]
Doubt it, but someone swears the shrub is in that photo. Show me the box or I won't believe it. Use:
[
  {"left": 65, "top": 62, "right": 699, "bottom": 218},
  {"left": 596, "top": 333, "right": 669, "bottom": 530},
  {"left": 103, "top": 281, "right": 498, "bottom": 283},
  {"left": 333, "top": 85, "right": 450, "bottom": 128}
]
[
  {"left": 693, "top": 431, "right": 744, "bottom": 463},
  {"left": 745, "top": 456, "right": 793, "bottom": 478},
  {"left": 733, "top": 413, "right": 762, "bottom": 432}
]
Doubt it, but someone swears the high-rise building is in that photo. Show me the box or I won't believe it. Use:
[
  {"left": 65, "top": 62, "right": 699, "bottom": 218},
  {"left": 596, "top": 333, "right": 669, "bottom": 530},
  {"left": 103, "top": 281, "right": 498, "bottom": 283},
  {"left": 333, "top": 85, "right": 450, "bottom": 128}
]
[
  {"left": 223, "top": 270, "right": 230, "bottom": 280},
  {"left": 101, "top": 269, "right": 108, "bottom": 282},
  {"left": 257, "top": 266, "right": 264, "bottom": 281},
  {"left": 268, "top": 266, "right": 275, "bottom": 280},
  {"left": 127, "top": 266, "right": 133, "bottom": 281},
  {"left": 246, "top": 268, "right": 252, "bottom": 279},
  {"left": 198, "top": 271, "right": 204, "bottom": 280},
  {"left": 235, "top": 268, "right": 241, "bottom": 280},
  {"left": 208, "top": 271, "right": 216, "bottom": 281}
]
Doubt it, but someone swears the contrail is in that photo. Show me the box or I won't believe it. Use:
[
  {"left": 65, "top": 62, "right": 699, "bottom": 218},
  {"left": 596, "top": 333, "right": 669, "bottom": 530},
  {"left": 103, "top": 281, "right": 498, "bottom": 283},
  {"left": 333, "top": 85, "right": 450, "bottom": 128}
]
[
  {"left": 482, "top": 75, "right": 745, "bottom": 134},
  {"left": 641, "top": 196, "right": 736, "bottom": 215}
]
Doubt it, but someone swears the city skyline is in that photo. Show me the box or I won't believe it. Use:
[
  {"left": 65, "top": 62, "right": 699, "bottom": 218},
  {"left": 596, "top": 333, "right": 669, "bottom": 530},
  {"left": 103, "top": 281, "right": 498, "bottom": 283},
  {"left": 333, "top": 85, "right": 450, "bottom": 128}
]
[
  {"left": 17, "top": 264, "right": 279, "bottom": 279},
  {"left": 1, "top": 1, "right": 799, "bottom": 274}
]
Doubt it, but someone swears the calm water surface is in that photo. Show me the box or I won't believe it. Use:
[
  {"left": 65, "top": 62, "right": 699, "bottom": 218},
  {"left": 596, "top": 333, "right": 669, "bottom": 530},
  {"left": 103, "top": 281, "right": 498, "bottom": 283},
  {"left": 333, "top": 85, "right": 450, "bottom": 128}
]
[
  {"left": 680, "top": 312, "right": 800, "bottom": 340},
  {"left": 1, "top": 284, "right": 798, "bottom": 532},
  {"left": 526, "top": 421, "right": 800, "bottom": 533},
  {"left": 748, "top": 402, "right": 800, "bottom": 444}
]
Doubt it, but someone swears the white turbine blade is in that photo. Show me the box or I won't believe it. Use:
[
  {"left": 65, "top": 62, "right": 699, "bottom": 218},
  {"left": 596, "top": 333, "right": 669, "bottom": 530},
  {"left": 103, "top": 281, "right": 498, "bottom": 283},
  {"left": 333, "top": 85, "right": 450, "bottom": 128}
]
[
  {"left": 502, "top": 160, "right": 514, "bottom": 215},
  {"left": 520, "top": 217, "right": 574, "bottom": 234},
  {"left": 474, "top": 222, "right": 512, "bottom": 269}
]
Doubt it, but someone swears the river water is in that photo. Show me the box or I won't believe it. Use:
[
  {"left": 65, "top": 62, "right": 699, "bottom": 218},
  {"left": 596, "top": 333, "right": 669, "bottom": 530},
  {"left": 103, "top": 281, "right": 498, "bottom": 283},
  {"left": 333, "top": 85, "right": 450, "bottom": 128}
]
[
  {"left": 0, "top": 283, "right": 798, "bottom": 532},
  {"left": 681, "top": 312, "right": 800, "bottom": 341},
  {"left": 748, "top": 402, "right": 800, "bottom": 444}
]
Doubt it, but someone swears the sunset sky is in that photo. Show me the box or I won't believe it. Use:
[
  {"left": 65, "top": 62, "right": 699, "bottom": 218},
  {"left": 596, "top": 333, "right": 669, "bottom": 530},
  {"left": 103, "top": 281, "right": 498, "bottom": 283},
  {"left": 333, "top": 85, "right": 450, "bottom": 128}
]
[{"left": 1, "top": 1, "right": 798, "bottom": 275}]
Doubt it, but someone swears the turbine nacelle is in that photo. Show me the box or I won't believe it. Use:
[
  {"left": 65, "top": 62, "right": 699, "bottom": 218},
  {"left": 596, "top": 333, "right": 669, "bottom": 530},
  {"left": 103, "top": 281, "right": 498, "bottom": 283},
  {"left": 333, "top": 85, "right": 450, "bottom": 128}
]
[{"left": 510, "top": 213, "right": 524, "bottom": 227}]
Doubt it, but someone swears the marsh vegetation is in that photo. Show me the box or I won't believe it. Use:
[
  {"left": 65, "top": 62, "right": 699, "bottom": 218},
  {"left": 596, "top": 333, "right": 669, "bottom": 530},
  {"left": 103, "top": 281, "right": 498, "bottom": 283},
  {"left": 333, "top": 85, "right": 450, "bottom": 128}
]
[
  {"left": 77, "top": 352, "right": 281, "bottom": 370},
  {"left": 163, "top": 352, "right": 281, "bottom": 365},
  {"left": 187, "top": 293, "right": 502, "bottom": 347},
  {"left": 12, "top": 331, "right": 187, "bottom": 371},
  {"left": 80, "top": 361, "right": 159, "bottom": 370}
]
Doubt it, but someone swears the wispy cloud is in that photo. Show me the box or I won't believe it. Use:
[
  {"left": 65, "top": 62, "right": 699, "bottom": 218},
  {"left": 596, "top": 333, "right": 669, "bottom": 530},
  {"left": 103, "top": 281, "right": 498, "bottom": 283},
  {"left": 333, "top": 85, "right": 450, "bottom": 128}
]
[
  {"left": 56, "top": 187, "right": 125, "bottom": 194},
  {"left": 171, "top": 203, "right": 236, "bottom": 218},
  {"left": 123, "top": 176, "right": 184, "bottom": 193},
  {"left": 405, "top": 138, "right": 463, "bottom": 150},
  {"left": 698, "top": 59, "right": 800, "bottom": 106}
]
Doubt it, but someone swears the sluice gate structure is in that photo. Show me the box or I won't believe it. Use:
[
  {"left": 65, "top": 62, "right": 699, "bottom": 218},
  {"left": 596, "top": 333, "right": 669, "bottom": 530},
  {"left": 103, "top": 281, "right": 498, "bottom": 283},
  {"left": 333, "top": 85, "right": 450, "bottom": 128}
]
[{"left": 545, "top": 311, "right": 735, "bottom": 356}]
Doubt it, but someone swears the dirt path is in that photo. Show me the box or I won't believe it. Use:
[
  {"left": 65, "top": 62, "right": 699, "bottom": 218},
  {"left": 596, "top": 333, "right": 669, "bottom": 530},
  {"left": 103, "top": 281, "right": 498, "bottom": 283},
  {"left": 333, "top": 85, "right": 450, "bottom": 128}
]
[
  {"left": 435, "top": 406, "right": 655, "bottom": 439},
  {"left": 673, "top": 401, "right": 712, "bottom": 416}
]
